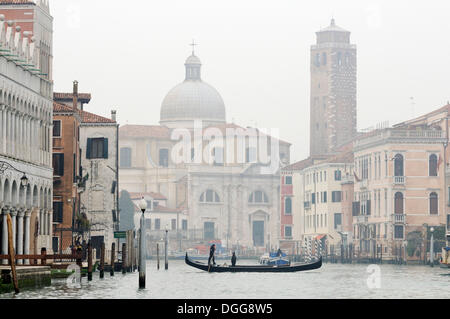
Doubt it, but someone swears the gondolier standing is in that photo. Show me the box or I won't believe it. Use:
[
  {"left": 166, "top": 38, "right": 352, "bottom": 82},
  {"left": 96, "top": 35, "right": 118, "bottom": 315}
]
[
  {"left": 208, "top": 244, "right": 216, "bottom": 266},
  {"left": 231, "top": 252, "right": 237, "bottom": 267}
]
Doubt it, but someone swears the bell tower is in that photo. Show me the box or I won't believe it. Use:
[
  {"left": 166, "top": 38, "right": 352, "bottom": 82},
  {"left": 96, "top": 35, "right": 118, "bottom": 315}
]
[{"left": 310, "top": 19, "right": 357, "bottom": 156}]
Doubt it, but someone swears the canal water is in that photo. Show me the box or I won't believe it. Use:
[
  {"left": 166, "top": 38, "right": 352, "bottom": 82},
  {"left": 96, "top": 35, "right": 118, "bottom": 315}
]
[{"left": 1, "top": 260, "right": 449, "bottom": 299}]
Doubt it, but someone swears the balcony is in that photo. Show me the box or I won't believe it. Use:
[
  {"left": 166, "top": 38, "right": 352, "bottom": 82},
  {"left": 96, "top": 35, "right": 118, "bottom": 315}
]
[
  {"left": 393, "top": 176, "right": 406, "bottom": 185},
  {"left": 356, "top": 215, "right": 368, "bottom": 224},
  {"left": 393, "top": 214, "right": 405, "bottom": 224}
]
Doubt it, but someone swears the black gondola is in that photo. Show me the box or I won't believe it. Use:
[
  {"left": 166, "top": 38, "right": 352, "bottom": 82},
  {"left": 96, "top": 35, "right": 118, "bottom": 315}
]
[{"left": 185, "top": 253, "right": 322, "bottom": 273}]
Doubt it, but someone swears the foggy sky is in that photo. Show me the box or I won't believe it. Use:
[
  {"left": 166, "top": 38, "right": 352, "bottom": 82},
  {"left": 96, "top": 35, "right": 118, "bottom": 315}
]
[{"left": 51, "top": 0, "right": 450, "bottom": 163}]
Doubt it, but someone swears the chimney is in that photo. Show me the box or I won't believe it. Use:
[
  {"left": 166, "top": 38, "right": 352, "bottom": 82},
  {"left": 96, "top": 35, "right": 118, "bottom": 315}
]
[
  {"left": 111, "top": 110, "right": 117, "bottom": 122},
  {"left": 73, "top": 80, "right": 79, "bottom": 111}
]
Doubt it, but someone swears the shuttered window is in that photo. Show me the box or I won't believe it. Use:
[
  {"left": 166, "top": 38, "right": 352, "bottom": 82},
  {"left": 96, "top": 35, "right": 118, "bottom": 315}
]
[
  {"left": 87, "top": 138, "right": 108, "bottom": 159},
  {"left": 53, "top": 202, "right": 63, "bottom": 223},
  {"left": 53, "top": 153, "right": 64, "bottom": 176}
]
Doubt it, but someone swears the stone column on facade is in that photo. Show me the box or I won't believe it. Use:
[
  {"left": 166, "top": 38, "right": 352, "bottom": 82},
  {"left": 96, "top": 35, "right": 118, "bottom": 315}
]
[
  {"left": 24, "top": 210, "right": 31, "bottom": 265},
  {"left": 39, "top": 209, "right": 43, "bottom": 235},
  {"left": 16, "top": 210, "right": 24, "bottom": 265},
  {"left": 11, "top": 209, "right": 17, "bottom": 251},
  {"left": 1, "top": 207, "right": 9, "bottom": 265}
]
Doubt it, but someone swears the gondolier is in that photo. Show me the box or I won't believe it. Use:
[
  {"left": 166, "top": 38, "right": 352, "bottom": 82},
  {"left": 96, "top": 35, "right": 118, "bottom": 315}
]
[{"left": 208, "top": 244, "right": 216, "bottom": 266}]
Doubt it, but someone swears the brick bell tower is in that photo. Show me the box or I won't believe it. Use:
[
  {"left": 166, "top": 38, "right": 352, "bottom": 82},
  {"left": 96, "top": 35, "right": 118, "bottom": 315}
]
[{"left": 310, "top": 19, "right": 357, "bottom": 156}]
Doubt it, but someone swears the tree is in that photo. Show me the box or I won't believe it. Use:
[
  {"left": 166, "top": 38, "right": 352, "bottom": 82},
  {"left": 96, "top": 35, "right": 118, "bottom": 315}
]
[{"left": 119, "top": 190, "right": 136, "bottom": 231}]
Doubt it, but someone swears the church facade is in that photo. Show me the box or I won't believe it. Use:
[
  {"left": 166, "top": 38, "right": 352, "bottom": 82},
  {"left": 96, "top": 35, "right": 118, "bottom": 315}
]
[{"left": 119, "top": 52, "right": 290, "bottom": 252}]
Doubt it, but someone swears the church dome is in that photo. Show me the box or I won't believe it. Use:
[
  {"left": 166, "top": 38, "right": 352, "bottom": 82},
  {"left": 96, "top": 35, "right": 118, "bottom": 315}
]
[{"left": 160, "top": 53, "right": 226, "bottom": 127}]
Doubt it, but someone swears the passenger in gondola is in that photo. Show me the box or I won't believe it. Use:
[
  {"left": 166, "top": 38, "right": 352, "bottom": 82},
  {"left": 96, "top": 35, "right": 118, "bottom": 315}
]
[
  {"left": 276, "top": 248, "right": 283, "bottom": 257},
  {"left": 208, "top": 244, "right": 216, "bottom": 266},
  {"left": 231, "top": 252, "right": 237, "bottom": 267}
]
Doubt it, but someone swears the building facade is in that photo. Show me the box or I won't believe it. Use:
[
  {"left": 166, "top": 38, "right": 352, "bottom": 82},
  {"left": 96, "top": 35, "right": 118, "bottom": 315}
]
[
  {"left": 352, "top": 126, "right": 447, "bottom": 261},
  {"left": 119, "top": 52, "right": 290, "bottom": 252},
  {"left": 310, "top": 19, "right": 357, "bottom": 156},
  {"left": 79, "top": 109, "right": 119, "bottom": 254},
  {"left": 0, "top": 0, "right": 53, "bottom": 261}
]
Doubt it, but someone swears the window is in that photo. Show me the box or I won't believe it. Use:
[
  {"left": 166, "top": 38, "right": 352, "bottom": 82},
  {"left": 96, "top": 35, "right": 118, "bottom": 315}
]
[
  {"left": 430, "top": 192, "right": 438, "bottom": 215},
  {"left": 285, "top": 176, "right": 292, "bottom": 185},
  {"left": 323, "top": 191, "right": 327, "bottom": 203},
  {"left": 315, "top": 53, "right": 320, "bottom": 67},
  {"left": 312, "top": 193, "right": 316, "bottom": 204},
  {"left": 246, "top": 147, "right": 257, "bottom": 163},
  {"left": 394, "top": 154, "right": 404, "bottom": 177},
  {"left": 429, "top": 154, "right": 438, "bottom": 177},
  {"left": 159, "top": 149, "right": 169, "bottom": 167},
  {"left": 204, "top": 222, "right": 215, "bottom": 241},
  {"left": 285, "top": 198, "right": 292, "bottom": 215},
  {"left": 249, "top": 191, "right": 269, "bottom": 204},
  {"left": 145, "top": 219, "right": 151, "bottom": 230},
  {"left": 334, "top": 170, "right": 342, "bottom": 181},
  {"left": 53, "top": 153, "right": 64, "bottom": 176},
  {"left": 337, "top": 52, "right": 342, "bottom": 66},
  {"left": 53, "top": 201, "right": 63, "bottom": 223},
  {"left": 322, "top": 52, "right": 327, "bottom": 66},
  {"left": 171, "top": 219, "right": 176, "bottom": 231},
  {"left": 394, "top": 192, "right": 404, "bottom": 214},
  {"left": 87, "top": 138, "right": 108, "bottom": 159},
  {"left": 120, "top": 148, "right": 132, "bottom": 168},
  {"left": 334, "top": 213, "right": 342, "bottom": 230},
  {"left": 52, "top": 237, "right": 59, "bottom": 254},
  {"left": 53, "top": 120, "right": 61, "bottom": 137},
  {"left": 200, "top": 190, "right": 221, "bottom": 203},
  {"left": 213, "top": 147, "right": 224, "bottom": 166},
  {"left": 285, "top": 226, "right": 292, "bottom": 238},
  {"left": 332, "top": 191, "right": 342, "bottom": 203},
  {"left": 155, "top": 219, "right": 161, "bottom": 230},
  {"left": 182, "top": 220, "right": 188, "bottom": 231},
  {"left": 394, "top": 225, "right": 404, "bottom": 239}
]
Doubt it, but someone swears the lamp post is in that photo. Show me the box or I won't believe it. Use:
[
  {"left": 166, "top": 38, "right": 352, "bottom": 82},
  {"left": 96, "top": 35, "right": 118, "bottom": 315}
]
[
  {"left": 165, "top": 225, "right": 169, "bottom": 270},
  {"left": 137, "top": 198, "right": 147, "bottom": 288},
  {"left": 430, "top": 227, "right": 434, "bottom": 267}
]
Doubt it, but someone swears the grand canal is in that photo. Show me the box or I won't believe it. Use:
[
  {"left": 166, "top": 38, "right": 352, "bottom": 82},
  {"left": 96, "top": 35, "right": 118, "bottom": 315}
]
[{"left": 2, "top": 260, "right": 449, "bottom": 299}]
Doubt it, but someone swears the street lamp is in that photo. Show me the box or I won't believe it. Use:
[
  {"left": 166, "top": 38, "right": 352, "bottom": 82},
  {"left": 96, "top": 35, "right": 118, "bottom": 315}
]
[
  {"left": 430, "top": 227, "right": 435, "bottom": 267},
  {"left": 137, "top": 198, "right": 147, "bottom": 288}
]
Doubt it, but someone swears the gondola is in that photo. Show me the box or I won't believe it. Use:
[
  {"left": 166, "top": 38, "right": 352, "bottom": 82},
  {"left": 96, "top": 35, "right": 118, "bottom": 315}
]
[{"left": 185, "top": 253, "right": 322, "bottom": 273}]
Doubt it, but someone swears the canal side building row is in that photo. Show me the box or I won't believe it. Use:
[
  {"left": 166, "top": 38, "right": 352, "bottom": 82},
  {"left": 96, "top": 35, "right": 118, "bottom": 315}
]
[{"left": 279, "top": 18, "right": 449, "bottom": 262}]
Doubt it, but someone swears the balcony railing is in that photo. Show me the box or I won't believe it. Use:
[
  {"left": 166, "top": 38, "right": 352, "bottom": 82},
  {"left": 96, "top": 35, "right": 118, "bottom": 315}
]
[
  {"left": 393, "top": 176, "right": 405, "bottom": 185},
  {"left": 393, "top": 214, "right": 405, "bottom": 224},
  {"left": 355, "top": 215, "right": 368, "bottom": 224}
]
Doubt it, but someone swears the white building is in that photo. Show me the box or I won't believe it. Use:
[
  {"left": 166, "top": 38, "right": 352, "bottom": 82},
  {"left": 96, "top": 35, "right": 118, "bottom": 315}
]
[
  {"left": 79, "top": 109, "right": 119, "bottom": 255},
  {"left": 0, "top": 0, "right": 54, "bottom": 261},
  {"left": 119, "top": 52, "right": 291, "bottom": 252}
]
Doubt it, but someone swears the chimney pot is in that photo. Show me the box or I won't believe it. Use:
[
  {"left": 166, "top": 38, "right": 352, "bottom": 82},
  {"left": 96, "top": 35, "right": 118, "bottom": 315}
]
[{"left": 111, "top": 110, "right": 117, "bottom": 122}]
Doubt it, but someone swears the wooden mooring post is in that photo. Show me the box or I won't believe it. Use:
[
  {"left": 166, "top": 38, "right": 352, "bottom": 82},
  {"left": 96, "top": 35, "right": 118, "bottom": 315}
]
[
  {"left": 122, "top": 243, "right": 127, "bottom": 274},
  {"left": 87, "top": 241, "right": 93, "bottom": 281},
  {"left": 7, "top": 214, "right": 19, "bottom": 294},
  {"left": 157, "top": 243, "right": 160, "bottom": 270},
  {"left": 100, "top": 242, "right": 105, "bottom": 279},
  {"left": 110, "top": 242, "right": 115, "bottom": 276}
]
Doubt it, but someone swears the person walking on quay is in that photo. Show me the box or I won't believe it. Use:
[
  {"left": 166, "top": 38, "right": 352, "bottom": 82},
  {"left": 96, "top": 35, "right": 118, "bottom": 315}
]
[
  {"left": 208, "top": 244, "right": 216, "bottom": 266},
  {"left": 231, "top": 252, "right": 237, "bottom": 267}
]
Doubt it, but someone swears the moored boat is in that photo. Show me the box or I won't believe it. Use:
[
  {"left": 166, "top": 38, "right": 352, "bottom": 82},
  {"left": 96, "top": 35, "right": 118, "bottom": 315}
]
[{"left": 185, "top": 253, "right": 322, "bottom": 273}]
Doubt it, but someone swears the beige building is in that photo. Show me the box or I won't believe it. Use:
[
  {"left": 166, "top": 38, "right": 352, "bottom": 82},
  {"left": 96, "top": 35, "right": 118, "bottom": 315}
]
[
  {"left": 281, "top": 151, "right": 353, "bottom": 254},
  {"left": 352, "top": 124, "right": 447, "bottom": 261}
]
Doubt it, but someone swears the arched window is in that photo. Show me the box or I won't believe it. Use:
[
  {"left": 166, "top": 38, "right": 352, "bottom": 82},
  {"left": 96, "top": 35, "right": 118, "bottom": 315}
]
[
  {"left": 430, "top": 192, "right": 438, "bottom": 215},
  {"left": 394, "top": 154, "right": 404, "bottom": 177},
  {"left": 120, "top": 147, "right": 132, "bottom": 168},
  {"left": 429, "top": 154, "right": 438, "bottom": 177},
  {"left": 315, "top": 53, "right": 320, "bottom": 67},
  {"left": 249, "top": 191, "right": 269, "bottom": 204},
  {"left": 394, "top": 192, "right": 404, "bottom": 214},
  {"left": 285, "top": 198, "right": 292, "bottom": 215},
  {"left": 337, "top": 52, "right": 342, "bottom": 66},
  {"left": 199, "top": 190, "right": 220, "bottom": 203},
  {"left": 322, "top": 52, "right": 327, "bottom": 66}
]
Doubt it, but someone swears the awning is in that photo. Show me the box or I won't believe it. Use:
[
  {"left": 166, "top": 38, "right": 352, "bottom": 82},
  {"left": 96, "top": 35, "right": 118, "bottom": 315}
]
[{"left": 316, "top": 234, "right": 326, "bottom": 240}]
